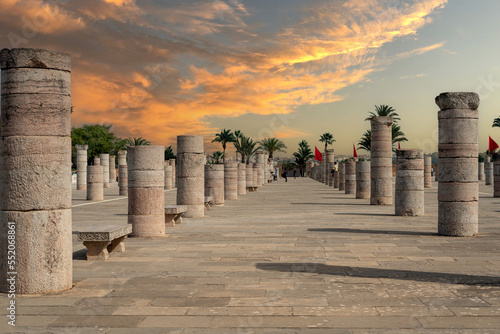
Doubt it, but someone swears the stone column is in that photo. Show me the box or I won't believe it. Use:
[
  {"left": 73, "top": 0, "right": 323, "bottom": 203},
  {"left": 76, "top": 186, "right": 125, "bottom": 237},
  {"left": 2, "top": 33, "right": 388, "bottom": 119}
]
[
  {"left": 253, "top": 163, "right": 259, "bottom": 187},
  {"left": 246, "top": 163, "right": 254, "bottom": 187},
  {"left": 478, "top": 161, "right": 485, "bottom": 181},
  {"left": 76, "top": 145, "right": 88, "bottom": 190},
  {"left": 395, "top": 149, "right": 424, "bottom": 216},
  {"left": 238, "top": 162, "right": 247, "bottom": 195},
  {"left": 94, "top": 157, "right": 100, "bottom": 166},
  {"left": 325, "top": 149, "right": 334, "bottom": 186},
  {"left": 169, "top": 159, "right": 176, "bottom": 188},
  {"left": 0, "top": 48, "right": 72, "bottom": 294},
  {"left": 118, "top": 150, "right": 127, "bottom": 166},
  {"left": 334, "top": 165, "right": 339, "bottom": 188},
  {"left": 255, "top": 151, "right": 267, "bottom": 185},
  {"left": 205, "top": 164, "right": 224, "bottom": 206},
  {"left": 434, "top": 164, "right": 439, "bottom": 182},
  {"left": 424, "top": 156, "right": 432, "bottom": 189},
  {"left": 164, "top": 164, "right": 173, "bottom": 190},
  {"left": 437, "top": 92, "right": 479, "bottom": 236},
  {"left": 100, "top": 153, "right": 110, "bottom": 188},
  {"left": 109, "top": 155, "right": 116, "bottom": 183},
  {"left": 118, "top": 165, "right": 128, "bottom": 196},
  {"left": 370, "top": 116, "right": 393, "bottom": 205},
  {"left": 485, "top": 156, "right": 493, "bottom": 186},
  {"left": 87, "top": 165, "right": 104, "bottom": 201},
  {"left": 177, "top": 136, "right": 204, "bottom": 218},
  {"left": 224, "top": 161, "right": 238, "bottom": 200},
  {"left": 328, "top": 162, "right": 335, "bottom": 187},
  {"left": 344, "top": 160, "right": 356, "bottom": 195},
  {"left": 494, "top": 154, "right": 500, "bottom": 197},
  {"left": 128, "top": 145, "right": 165, "bottom": 236},
  {"left": 356, "top": 161, "right": 370, "bottom": 199},
  {"left": 339, "top": 162, "right": 346, "bottom": 191}
]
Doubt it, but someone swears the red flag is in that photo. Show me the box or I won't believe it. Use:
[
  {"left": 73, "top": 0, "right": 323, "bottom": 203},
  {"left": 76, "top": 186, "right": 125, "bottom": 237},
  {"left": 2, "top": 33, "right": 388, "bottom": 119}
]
[
  {"left": 314, "top": 146, "right": 323, "bottom": 161},
  {"left": 490, "top": 136, "right": 499, "bottom": 153},
  {"left": 398, "top": 142, "right": 401, "bottom": 150},
  {"left": 353, "top": 144, "right": 358, "bottom": 158}
]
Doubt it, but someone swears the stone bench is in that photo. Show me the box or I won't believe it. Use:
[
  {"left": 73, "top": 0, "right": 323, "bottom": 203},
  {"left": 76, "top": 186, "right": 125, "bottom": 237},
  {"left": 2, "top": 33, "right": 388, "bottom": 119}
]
[
  {"left": 204, "top": 196, "right": 213, "bottom": 211},
  {"left": 247, "top": 185, "right": 259, "bottom": 192},
  {"left": 165, "top": 205, "right": 188, "bottom": 227},
  {"left": 78, "top": 225, "right": 132, "bottom": 261}
]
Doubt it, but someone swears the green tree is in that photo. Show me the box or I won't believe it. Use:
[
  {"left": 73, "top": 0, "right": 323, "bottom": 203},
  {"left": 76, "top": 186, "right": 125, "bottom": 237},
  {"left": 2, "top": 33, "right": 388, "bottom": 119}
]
[
  {"left": 365, "top": 105, "right": 400, "bottom": 122},
  {"left": 242, "top": 137, "right": 260, "bottom": 163},
  {"left": 126, "top": 137, "right": 151, "bottom": 146},
  {"left": 209, "top": 151, "right": 225, "bottom": 164},
  {"left": 259, "top": 137, "right": 287, "bottom": 159},
  {"left": 212, "top": 129, "right": 236, "bottom": 163},
  {"left": 493, "top": 116, "right": 500, "bottom": 127},
  {"left": 233, "top": 130, "right": 247, "bottom": 163},
  {"left": 165, "top": 146, "right": 176, "bottom": 160},
  {"left": 319, "top": 132, "right": 335, "bottom": 152},
  {"left": 293, "top": 140, "right": 314, "bottom": 177},
  {"left": 357, "top": 130, "right": 371, "bottom": 152}
]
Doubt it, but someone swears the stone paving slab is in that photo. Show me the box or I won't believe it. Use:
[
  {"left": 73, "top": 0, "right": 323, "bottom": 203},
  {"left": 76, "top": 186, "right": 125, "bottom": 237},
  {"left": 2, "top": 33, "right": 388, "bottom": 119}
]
[{"left": 1, "top": 178, "right": 500, "bottom": 332}]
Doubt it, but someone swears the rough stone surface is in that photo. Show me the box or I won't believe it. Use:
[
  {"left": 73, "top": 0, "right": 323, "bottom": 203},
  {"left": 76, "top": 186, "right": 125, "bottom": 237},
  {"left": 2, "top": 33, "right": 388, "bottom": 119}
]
[
  {"left": 87, "top": 165, "right": 104, "bottom": 201},
  {"left": 109, "top": 155, "right": 116, "bottom": 183},
  {"left": 100, "top": 153, "right": 110, "bottom": 188},
  {"left": 164, "top": 164, "right": 173, "bottom": 190},
  {"left": 435, "top": 92, "right": 480, "bottom": 110},
  {"left": 177, "top": 136, "right": 204, "bottom": 218},
  {"left": 356, "top": 160, "right": 370, "bottom": 199},
  {"left": 370, "top": 116, "right": 393, "bottom": 205},
  {"left": 169, "top": 159, "right": 176, "bottom": 188},
  {"left": 395, "top": 149, "right": 424, "bottom": 217},
  {"left": 478, "top": 162, "right": 485, "bottom": 181},
  {"left": 118, "top": 165, "right": 128, "bottom": 196},
  {"left": 246, "top": 163, "right": 254, "bottom": 187},
  {"left": 338, "top": 162, "right": 346, "bottom": 191},
  {"left": 485, "top": 156, "right": 493, "bottom": 185},
  {"left": 344, "top": 160, "right": 356, "bottom": 195},
  {"left": 224, "top": 161, "right": 238, "bottom": 200},
  {"left": 325, "top": 149, "right": 334, "bottom": 185},
  {"left": 76, "top": 145, "right": 88, "bottom": 190},
  {"left": 494, "top": 155, "right": 500, "bottom": 197},
  {"left": 237, "top": 162, "right": 247, "bottom": 196},
  {"left": 205, "top": 164, "right": 224, "bottom": 206},
  {"left": 424, "top": 156, "right": 432, "bottom": 189}
]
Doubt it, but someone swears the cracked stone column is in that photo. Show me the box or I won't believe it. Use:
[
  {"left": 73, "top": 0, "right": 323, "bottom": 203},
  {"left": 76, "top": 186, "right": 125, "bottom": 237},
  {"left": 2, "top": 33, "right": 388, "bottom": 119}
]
[
  {"left": 118, "top": 150, "right": 127, "bottom": 196},
  {"left": 338, "top": 162, "right": 346, "bottom": 191},
  {"left": 395, "top": 149, "right": 424, "bottom": 216},
  {"left": 253, "top": 163, "right": 259, "bottom": 186},
  {"left": 76, "top": 145, "right": 88, "bottom": 190},
  {"left": 205, "top": 164, "right": 224, "bottom": 206},
  {"left": 238, "top": 162, "right": 247, "bottom": 195},
  {"left": 169, "top": 159, "right": 176, "bottom": 188},
  {"left": 255, "top": 151, "right": 266, "bottom": 185},
  {"left": 494, "top": 154, "right": 500, "bottom": 197},
  {"left": 0, "top": 48, "right": 72, "bottom": 294},
  {"left": 224, "top": 161, "right": 238, "bottom": 200},
  {"left": 164, "top": 163, "right": 173, "bottom": 190},
  {"left": 356, "top": 160, "right": 370, "bottom": 199},
  {"left": 87, "top": 165, "right": 104, "bottom": 201},
  {"left": 370, "top": 116, "right": 393, "bottom": 205},
  {"left": 424, "top": 156, "right": 432, "bottom": 189},
  {"left": 128, "top": 145, "right": 165, "bottom": 236},
  {"left": 177, "top": 136, "right": 204, "bottom": 218},
  {"left": 478, "top": 161, "right": 485, "bottom": 181},
  {"left": 325, "top": 149, "right": 334, "bottom": 186},
  {"left": 109, "top": 155, "right": 116, "bottom": 184},
  {"left": 485, "top": 156, "right": 493, "bottom": 186},
  {"left": 437, "top": 92, "right": 479, "bottom": 236},
  {"left": 344, "top": 160, "right": 356, "bottom": 195},
  {"left": 246, "top": 163, "right": 254, "bottom": 187},
  {"left": 100, "top": 153, "right": 110, "bottom": 188}
]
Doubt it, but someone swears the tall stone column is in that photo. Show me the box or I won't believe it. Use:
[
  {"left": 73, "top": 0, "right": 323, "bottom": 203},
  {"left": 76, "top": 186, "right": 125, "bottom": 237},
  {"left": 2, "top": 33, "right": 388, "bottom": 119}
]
[
  {"left": 478, "top": 161, "right": 485, "bottom": 181},
  {"left": 177, "top": 136, "right": 204, "bottom": 218},
  {"left": 255, "top": 151, "right": 266, "bottom": 185},
  {"left": 437, "top": 92, "right": 479, "bottom": 236},
  {"left": 0, "top": 48, "right": 72, "bottom": 294},
  {"left": 494, "top": 154, "right": 500, "bottom": 197},
  {"left": 164, "top": 164, "right": 173, "bottom": 190},
  {"left": 344, "top": 160, "right": 356, "bottom": 195},
  {"left": 395, "top": 149, "right": 424, "bottom": 216},
  {"left": 118, "top": 150, "right": 127, "bottom": 196},
  {"left": 238, "top": 163, "right": 247, "bottom": 195},
  {"left": 328, "top": 162, "right": 335, "bottom": 187},
  {"left": 76, "top": 145, "right": 88, "bottom": 190},
  {"left": 424, "top": 156, "right": 432, "bottom": 188},
  {"left": 205, "top": 164, "right": 224, "bottom": 206},
  {"left": 87, "top": 165, "right": 104, "bottom": 201},
  {"left": 128, "top": 145, "right": 165, "bottom": 236},
  {"left": 109, "top": 155, "right": 116, "bottom": 183},
  {"left": 224, "top": 161, "right": 238, "bottom": 200},
  {"left": 356, "top": 161, "right": 370, "bottom": 199},
  {"left": 253, "top": 163, "right": 259, "bottom": 187},
  {"left": 246, "top": 163, "right": 254, "bottom": 187},
  {"left": 325, "top": 149, "right": 334, "bottom": 186},
  {"left": 485, "top": 156, "right": 493, "bottom": 186},
  {"left": 370, "top": 116, "right": 393, "bottom": 205},
  {"left": 339, "top": 162, "right": 346, "bottom": 191},
  {"left": 169, "top": 159, "right": 176, "bottom": 188},
  {"left": 118, "top": 150, "right": 127, "bottom": 166},
  {"left": 100, "top": 153, "right": 110, "bottom": 188}
]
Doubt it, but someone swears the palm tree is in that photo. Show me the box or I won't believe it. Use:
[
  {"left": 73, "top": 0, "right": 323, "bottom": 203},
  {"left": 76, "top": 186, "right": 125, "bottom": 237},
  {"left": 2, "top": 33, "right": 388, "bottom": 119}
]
[
  {"left": 243, "top": 137, "right": 260, "bottom": 163},
  {"left": 357, "top": 130, "right": 371, "bottom": 152},
  {"left": 319, "top": 132, "right": 335, "bottom": 152},
  {"left": 293, "top": 140, "right": 314, "bottom": 177},
  {"left": 357, "top": 124, "right": 407, "bottom": 152},
  {"left": 391, "top": 123, "right": 408, "bottom": 151},
  {"left": 212, "top": 129, "right": 236, "bottom": 163},
  {"left": 493, "top": 116, "right": 500, "bottom": 127},
  {"left": 259, "top": 137, "right": 287, "bottom": 160},
  {"left": 126, "top": 137, "right": 151, "bottom": 146},
  {"left": 233, "top": 130, "right": 247, "bottom": 163},
  {"left": 365, "top": 105, "right": 400, "bottom": 122},
  {"left": 209, "top": 151, "right": 224, "bottom": 164}
]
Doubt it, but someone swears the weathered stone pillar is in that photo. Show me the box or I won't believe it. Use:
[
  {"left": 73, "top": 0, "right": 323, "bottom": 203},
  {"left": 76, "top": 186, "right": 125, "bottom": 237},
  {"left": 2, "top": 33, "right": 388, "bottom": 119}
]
[
  {"left": 437, "top": 92, "right": 479, "bottom": 236},
  {"left": 94, "top": 156, "right": 100, "bottom": 166},
  {"left": 128, "top": 145, "right": 165, "bottom": 236},
  {"left": 325, "top": 149, "right": 334, "bottom": 186},
  {"left": 0, "top": 48, "right": 72, "bottom": 294},
  {"left": 76, "top": 145, "right": 88, "bottom": 190},
  {"left": 169, "top": 159, "right": 176, "bottom": 188},
  {"left": 109, "top": 155, "right": 116, "bottom": 183},
  {"left": 424, "top": 156, "right": 432, "bottom": 189},
  {"left": 224, "top": 161, "right": 238, "bottom": 200},
  {"left": 370, "top": 116, "right": 393, "bottom": 205},
  {"left": 255, "top": 151, "right": 266, "bottom": 185},
  {"left": 118, "top": 150, "right": 127, "bottom": 196},
  {"left": 164, "top": 164, "right": 173, "bottom": 190},
  {"left": 485, "top": 156, "right": 493, "bottom": 186},
  {"left": 246, "top": 163, "right": 254, "bottom": 187},
  {"left": 395, "top": 149, "right": 424, "bottom": 216},
  {"left": 356, "top": 161, "right": 370, "bottom": 199},
  {"left": 87, "top": 165, "right": 104, "bottom": 201},
  {"left": 118, "top": 150, "right": 127, "bottom": 166},
  {"left": 177, "top": 136, "right": 204, "bottom": 218},
  {"left": 100, "top": 153, "right": 110, "bottom": 188},
  {"left": 494, "top": 154, "right": 500, "bottom": 197},
  {"left": 328, "top": 162, "right": 335, "bottom": 187},
  {"left": 253, "top": 163, "right": 259, "bottom": 186},
  {"left": 238, "top": 162, "right": 247, "bottom": 195},
  {"left": 345, "top": 160, "right": 356, "bottom": 195},
  {"left": 339, "top": 162, "right": 346, "bottom": 191},
  {"left": 205, "top": 164, "right": 224, "bottom": 206},
  {"left": 478, "top": 161, "right": 485, "bottom": 181}
]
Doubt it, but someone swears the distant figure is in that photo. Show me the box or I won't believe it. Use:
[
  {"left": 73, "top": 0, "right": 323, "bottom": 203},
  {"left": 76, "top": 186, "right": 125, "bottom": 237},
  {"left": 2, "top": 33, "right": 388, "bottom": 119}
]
[
  {"left": 431, "top": 167, "right": 434, "bottom": 177},
  {"left": 282, "top": 170, "right": 288, "bottom": 182},
  {"left": 275, "top": 167, "right": 279, "bottom": 182},
  {"left": 293, "top": 168, "right": 297, "bottom": 179}
]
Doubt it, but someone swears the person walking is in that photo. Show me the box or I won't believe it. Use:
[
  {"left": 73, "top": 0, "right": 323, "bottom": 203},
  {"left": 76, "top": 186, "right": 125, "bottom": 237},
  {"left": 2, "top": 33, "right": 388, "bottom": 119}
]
[{"left": 282, "top": 170, "right": 288, "bottom": 182}]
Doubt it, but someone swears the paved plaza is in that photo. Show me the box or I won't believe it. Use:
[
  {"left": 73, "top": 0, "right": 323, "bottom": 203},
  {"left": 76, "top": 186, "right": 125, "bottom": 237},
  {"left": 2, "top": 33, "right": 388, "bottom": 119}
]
[{"left": 2, "top": 177, "right": 500, "bottom": 333}]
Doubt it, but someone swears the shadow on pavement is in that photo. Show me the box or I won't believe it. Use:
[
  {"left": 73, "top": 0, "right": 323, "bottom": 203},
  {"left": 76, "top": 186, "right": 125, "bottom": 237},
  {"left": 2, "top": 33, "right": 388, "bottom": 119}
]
[{"left": 308, "top": 227, "right": 436, "bottom": 236}]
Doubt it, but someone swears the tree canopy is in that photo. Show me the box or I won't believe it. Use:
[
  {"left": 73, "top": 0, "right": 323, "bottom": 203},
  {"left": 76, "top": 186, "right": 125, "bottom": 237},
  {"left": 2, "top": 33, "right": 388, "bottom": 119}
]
[{"left": 71, "top": 125, "right": 127, "bottom": 165}]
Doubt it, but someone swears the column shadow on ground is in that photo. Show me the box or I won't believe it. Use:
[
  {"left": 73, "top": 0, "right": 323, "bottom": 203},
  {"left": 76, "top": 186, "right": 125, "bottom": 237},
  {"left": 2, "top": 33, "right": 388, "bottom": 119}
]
[
  {"left": 308, "top": 228, "right": 435, "bottom": 236},
  {"left": 255, "top": 263, "right": 500, "bottom": 285},
  {"left": 334, "top": 213, "right": 395, "bottom": 217},
  {"left": 291, "top": 202, "right": 370, "bottom": 206}
]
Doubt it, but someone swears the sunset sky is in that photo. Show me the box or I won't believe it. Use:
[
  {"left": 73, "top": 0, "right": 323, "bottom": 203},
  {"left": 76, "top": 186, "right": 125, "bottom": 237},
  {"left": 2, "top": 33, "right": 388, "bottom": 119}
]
[{"left": 2, "top": 0, "right": 500, "bottom": 157}]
